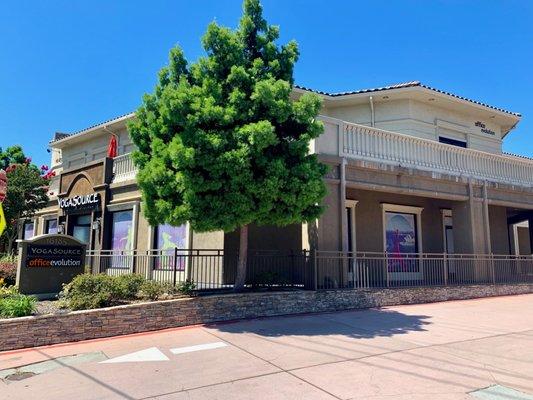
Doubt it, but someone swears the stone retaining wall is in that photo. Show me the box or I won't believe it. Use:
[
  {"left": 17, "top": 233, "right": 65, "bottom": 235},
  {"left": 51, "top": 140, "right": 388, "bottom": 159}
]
[{"left": 1, "top": 284, "right": 532, "bottom": 351}]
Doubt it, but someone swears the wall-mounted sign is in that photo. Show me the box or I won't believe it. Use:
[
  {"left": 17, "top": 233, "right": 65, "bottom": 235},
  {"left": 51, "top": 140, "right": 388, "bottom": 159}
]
[
  {"left": 58, "top": 193, "right": 99, "bottom": 210},
  {"left": 16, "top": 234, "right": 86, "bottom": 297},
  {"left": 475, "top": 121, "right": 496, "bottom": 136}
]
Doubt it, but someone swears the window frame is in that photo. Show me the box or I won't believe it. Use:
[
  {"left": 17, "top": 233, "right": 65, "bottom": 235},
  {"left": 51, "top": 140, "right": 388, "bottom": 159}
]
[
  {"left": 22, "top": 220, "right": 36, "bottom": 240},
  {"left": 438, "top": 136, "right": 467, "bottom": 148},
  {"left": 381, "top": 204, "right": 424, "bottom": 280},
  {"left": 107, "top": 201, "right": 139, "bottom": 252},
  {"left": 44, "top": 216, "right": 58, "bottom": 235},
  {"left": 150, "top": 223, "right": 190, "bottom": 271}
]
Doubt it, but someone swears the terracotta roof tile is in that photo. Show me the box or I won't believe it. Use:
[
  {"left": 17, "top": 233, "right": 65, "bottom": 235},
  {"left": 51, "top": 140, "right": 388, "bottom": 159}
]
[
  {"left": 52, "top": 81, "right": 520, "bottom": 143},
  {"left": 295, "top": 81, "right": 521, "bottom": 117}
]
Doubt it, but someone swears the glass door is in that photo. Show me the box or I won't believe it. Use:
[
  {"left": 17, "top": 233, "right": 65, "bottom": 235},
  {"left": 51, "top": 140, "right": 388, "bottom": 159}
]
[
  {"left": 71, "top": 214, "right": 91, "bottom": 244},
  {"left": 345, "top": 200, "right": 358, "bottom": 287},
  {"left": 444, "top": 215, "right": 456, "bottom": 281}
]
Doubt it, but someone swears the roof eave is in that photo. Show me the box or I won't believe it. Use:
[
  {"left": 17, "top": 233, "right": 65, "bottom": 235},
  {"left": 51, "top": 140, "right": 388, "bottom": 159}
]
[{"left": 49, "top": 113, "right": 135, "bottom": 148}]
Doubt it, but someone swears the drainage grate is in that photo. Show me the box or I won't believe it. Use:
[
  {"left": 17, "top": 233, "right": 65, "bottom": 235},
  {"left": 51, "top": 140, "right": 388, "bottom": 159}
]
[
  {"left": 470, "top": 385, "right": 533, "bottom": 400},
  {"left": 5, "top": 371, "right": 37, "bottom": 382}
]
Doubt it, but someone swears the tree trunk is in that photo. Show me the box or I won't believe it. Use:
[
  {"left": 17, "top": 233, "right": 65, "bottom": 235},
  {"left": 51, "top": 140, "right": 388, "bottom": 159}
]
[
  {"left": 234, "top": 224, "right": 248, "bottom": 292},
  {"left": 6, "top": 233, "right": 15, "bottom": 255},
  {"left": 6, "top": 222, "right": 21, "bottom": 255}
]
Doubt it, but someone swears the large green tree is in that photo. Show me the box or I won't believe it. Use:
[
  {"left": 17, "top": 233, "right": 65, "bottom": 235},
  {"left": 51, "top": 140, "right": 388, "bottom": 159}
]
[
  {"left": 128, "top": 0, "right": 327, "bottom": 290},
  {"left": 0, "top": 145, "right": 27, "bottom": 170}
]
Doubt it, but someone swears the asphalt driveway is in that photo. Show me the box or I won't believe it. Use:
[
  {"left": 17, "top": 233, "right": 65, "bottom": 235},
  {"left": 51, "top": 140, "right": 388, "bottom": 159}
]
[{"left": 1, "top": 294, "right": 532, "bottom": 400}]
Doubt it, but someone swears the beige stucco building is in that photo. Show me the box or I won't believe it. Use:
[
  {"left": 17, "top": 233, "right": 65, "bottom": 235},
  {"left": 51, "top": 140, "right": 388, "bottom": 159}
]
[{"left": 24, "top": 81, "right": 533, "bottom": 285}]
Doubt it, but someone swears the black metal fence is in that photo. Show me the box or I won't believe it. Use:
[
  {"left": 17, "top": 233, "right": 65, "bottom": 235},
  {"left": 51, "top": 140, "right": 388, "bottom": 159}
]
[
  {"left": 316, "top": 252, "right": 533, "bottom": 290},
  {"left": 85, "top": 249, "right": 533, "bottom": 292},
  {"left": 86, "top": 249, "right": 312, "bottom": 290}
]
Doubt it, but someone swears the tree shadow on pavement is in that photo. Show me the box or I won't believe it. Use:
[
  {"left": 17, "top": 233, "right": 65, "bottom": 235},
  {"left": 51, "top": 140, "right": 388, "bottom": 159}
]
[{"left": 210, "top": 308, "right": 432, "bottom": 339}]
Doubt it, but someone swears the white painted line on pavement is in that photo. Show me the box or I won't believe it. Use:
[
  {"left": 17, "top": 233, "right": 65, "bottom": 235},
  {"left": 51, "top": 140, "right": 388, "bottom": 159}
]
[
  {"left": 170, "top": 342, "right": 228, "bottom": 355},
  {"left": 100, "top": 347, "right": 169, "bottom": 363}
]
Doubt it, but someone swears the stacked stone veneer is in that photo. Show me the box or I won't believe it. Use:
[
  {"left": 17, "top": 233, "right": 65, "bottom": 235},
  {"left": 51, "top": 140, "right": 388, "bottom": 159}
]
[{"left": 1, "top": 284, "right": 532, "bottom": 351}]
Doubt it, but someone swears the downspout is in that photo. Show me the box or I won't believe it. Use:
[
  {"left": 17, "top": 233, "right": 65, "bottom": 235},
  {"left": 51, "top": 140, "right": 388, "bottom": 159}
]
[
  {"left": 482, "top": 182, "right": 492, "bottom": 254},
  {"left": 340, "top": 158, "right": 347, "bottom": 253},
  {"left": 101, "top": 125, "right": 117, "bottom": 253},
  {"left": 369, "top": 96, "right": 375, "bottom": 127}
]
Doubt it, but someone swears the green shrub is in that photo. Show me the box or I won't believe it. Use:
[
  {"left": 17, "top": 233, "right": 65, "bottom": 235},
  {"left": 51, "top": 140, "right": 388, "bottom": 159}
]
[
  {"left": 0, "top": 294, "right": 36, "bottom": 318},
  {"left": 138, "top": 280, "right": 165, "bottom": 301},
  {"left": 0, "top": 254, "right": 17, "bottom": 286},
  {"left": 0, "top": 285, "right": 19, "bottom": 299},
  {"left": 61, "top": 274, "right": 115, "bottom": 310},
  {"left": 112, "top": 274, "right": 146, "bottom": 300},
  {"left": 177, "top": 279, "right": 196, "bottom": 295},
  {"left": 61, "top": 273, "right": 194, "bottom": 310}
]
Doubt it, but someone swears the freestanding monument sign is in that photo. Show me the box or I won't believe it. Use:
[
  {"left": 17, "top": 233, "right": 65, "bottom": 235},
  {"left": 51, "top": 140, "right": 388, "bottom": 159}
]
[{"left": 16, "top": 234, "right": 86, "bottom": 297}]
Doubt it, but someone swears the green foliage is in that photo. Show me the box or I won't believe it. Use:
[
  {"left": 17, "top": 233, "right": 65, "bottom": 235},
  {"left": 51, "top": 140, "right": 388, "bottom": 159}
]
[
  {"left": 128, "top": 0, "right": 327, "bottom": 234},
  {"left": 112, "top": 274, "right": 146, "bottom": 300},
  {"left": 0, "top": 145, "right": 27, "bottom": 171},
  {"left": 1, "top": 161, "right": 49, "bottom": 254},
  {"left": 138, "top": 280, "right": 168, "bottom": 301},
  {"left": 176, "top": 279, "right": 196, "bottom": 295},
  {"left": 61, "top": 274, "right": 194, "bottom": 310},
  {"left": 61, "top": 274, "right": 115, "bottom": 310},
  {"left": 0, "top": 291, "right": 36, "bottom": 318},
  {"left": 0, "top": 284, "right": 18, "bottom": 299},
  {"left": 0, "top": 254, "right": 17, "bottom": 286}
]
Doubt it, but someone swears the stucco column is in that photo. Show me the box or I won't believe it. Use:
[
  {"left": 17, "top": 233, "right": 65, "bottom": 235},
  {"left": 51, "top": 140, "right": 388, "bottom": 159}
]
[
  {"left": 317, "top": 178, "right": 342, "bottom": 251},
  {"left": 452, "top": 181, "right": 492, "bottom": 282},
  {"left": 482, "top": 183, "right": 492, "bottom": 254},
  {"left": 315, "top": 172, "right": 343, "bottom": 289},
  {"left": 528, "top": 215, "right": 533, "bottom": 255},
  {"left": 340, "top": 158, "right": 348, "bottom": 253},
  {"left": 452, "top": 182, "right": 488, "bottom": 255}
]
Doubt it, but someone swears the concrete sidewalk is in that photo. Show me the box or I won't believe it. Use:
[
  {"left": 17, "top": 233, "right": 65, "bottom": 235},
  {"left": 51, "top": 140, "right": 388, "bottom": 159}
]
[{"left": 1, "top": 294, "right": 532, "bottom": 399}]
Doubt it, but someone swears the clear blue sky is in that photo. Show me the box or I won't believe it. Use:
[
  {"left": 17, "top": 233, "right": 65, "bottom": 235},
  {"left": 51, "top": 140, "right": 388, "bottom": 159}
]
[{"left": 1, "top": 0, "right": 532, "bottom": 168}]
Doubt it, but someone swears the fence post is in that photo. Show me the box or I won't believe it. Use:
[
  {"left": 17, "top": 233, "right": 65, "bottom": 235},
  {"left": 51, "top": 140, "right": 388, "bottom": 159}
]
[
  {"left": 290, "top": 249, "right": 294, "bottom": 288},
  {"left": 490, "top": 253, "right": 496, "bottom": 284},
  {"left": 131, "top": 250, "right": 136, "bottom": 274},
  {"left": 443, "top": 252, "right": 448, "bottom": 286},
  {"left": 173, "top": 247, "right": 178, "bottom": 287},
  {"left": 385, "top": 252, "right": 390, "bottom": 288},
  {"left": 313, "top": 249, "right": 318, "bottom": 291}
]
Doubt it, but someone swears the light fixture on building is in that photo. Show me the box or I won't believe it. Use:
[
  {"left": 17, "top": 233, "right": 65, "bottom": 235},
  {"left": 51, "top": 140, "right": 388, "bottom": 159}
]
[{"left": 92, "top": 218, "right": 101, "bottom": 232}]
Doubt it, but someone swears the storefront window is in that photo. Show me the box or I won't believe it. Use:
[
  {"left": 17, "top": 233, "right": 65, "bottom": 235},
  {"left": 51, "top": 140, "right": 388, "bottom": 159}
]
[
  {"left": 153, "top": 224, "right": 187, "bottom": 270},
  {"left": 111, "top": 210, "right": 134, "bottom": 251},
  {"left": 23, "top": 221, "right": 34, "bottom": 240},
  {"left": 385, "top": 211, "right": 419, "bottom": 272},
  {"left": 72, "top": 214, "right": 91, "bottom": 244},
  {"left": 45, "top": 219, "right": 58, "bottom": 234}
]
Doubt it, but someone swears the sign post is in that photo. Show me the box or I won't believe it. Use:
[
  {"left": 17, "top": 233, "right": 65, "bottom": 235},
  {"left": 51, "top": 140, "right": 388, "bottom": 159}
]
[
  {"left": 0, "top": 203, "right": 5, "bottom": 237},
  {"left": 16, "top": 234, "right": 87, "bottom": 298},
  {"left": 0, "top": 169, "right": 7, "bottom": 236}
]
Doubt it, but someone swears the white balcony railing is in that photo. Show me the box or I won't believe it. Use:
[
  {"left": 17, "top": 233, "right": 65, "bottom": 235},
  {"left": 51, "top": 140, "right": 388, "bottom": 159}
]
[
  {"left": 107, "top": 124, "right": 533, "bottom": 187},
  {"left": 112, "top": 153, "right": 137, "bottom": 183},
  {"left": 342, "top": 122, "right": 533, "bottom": 187}
]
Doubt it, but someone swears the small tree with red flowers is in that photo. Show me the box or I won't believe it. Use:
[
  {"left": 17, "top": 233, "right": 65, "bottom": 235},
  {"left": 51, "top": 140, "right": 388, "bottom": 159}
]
[{"left": 0, "top": 146, "right": 50, "bottom": 254}]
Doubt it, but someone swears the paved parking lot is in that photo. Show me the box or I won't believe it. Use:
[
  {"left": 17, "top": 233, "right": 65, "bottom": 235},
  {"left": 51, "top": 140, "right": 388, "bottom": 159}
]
[{"left": 1, "top": 294, "right": 532, "bottom": 400}]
